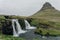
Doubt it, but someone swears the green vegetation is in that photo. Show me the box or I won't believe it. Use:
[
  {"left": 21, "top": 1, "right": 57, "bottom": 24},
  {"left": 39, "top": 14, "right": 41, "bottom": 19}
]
[
  {"left": 29, "top": 18, "right": 60, "bottom": 36},
  {"left": 1, "top": 35, "right": 25, "bottom": 40},
  {"left": 35, "top": 28, "right": 60, "bottom": 36},
  {"left": 29, "top": 2, "right": 60, "bottom": 36}
]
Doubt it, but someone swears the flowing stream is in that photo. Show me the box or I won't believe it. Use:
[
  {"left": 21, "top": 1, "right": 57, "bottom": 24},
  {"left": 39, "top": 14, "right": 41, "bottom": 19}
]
[{"left": 19, "top": 29, "right": 60, "bottom": 40}]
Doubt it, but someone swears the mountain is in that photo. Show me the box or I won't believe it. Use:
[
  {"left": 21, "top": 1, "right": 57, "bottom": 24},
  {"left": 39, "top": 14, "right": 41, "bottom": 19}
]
[
  {"left": 29, "top": 2, "right": 60, "bottom": 36},
  {"left": 40, "top": 2, "right": 55, "bottom": 11},
  {"left": 31, "top": 2, "right": 60, "bottom": 18}
]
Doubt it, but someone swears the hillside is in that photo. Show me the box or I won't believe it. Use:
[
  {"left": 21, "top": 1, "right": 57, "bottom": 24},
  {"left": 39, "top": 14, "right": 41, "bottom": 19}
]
[
  {"left": 28, "top": 2, "right": 60, "bottom": 36},
  {"left": 30, "top": 2, "right": 60, "bottom": 22}
]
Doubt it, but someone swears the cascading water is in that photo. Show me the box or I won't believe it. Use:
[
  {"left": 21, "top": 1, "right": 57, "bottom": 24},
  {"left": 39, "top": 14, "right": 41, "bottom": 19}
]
[
  {"left": 24, "top": 20, "right": 36, "bottom": 29},
  {"left": 12, "top": 19, "right": 27, "bottom": 37},
  {"left": 12, "top": 19, "right": 19, "bottom": 37},
  {"left": 15, "top": 19, "right": 27, "bottom": 34}
]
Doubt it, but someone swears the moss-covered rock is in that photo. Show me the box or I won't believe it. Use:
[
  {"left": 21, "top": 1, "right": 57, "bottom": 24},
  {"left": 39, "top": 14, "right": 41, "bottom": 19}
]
[{"left": 2, "top": 20, "right": 13, "bottom": 35}]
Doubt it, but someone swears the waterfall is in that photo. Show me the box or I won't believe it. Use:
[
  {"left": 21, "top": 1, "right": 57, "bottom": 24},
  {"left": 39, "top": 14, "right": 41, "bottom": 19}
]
[
  {"left": 12, "top": 19, "right": 19, "bottom": 37},
  {"left": 24, "top": 20, "right": 36, "bottom": 29},
  {"left": 12, "top": 19, "right": 27, "bottom": 37},
  {"left": 15, "top": 19, "right": 27, "bottom": 34}
]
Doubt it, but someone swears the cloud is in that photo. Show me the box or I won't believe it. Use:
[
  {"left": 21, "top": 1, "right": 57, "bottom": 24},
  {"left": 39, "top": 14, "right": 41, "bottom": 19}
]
[{"left": 0, "top": 0, "right": 60, "bottom": 16}]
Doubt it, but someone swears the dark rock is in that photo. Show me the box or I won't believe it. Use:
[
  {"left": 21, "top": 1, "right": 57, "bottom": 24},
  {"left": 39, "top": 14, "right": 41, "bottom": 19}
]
[
  {"left": 2, "top": 19, "right": 26, "bottom": 35},
  {"left": 4, "top": 16, "right": 10, "bottom": 19},
  {"left": 2, "top": 20, "right": 13, "bottom": 35},
  {"left": 41, "top": 2, "right": 55, "bottom": 11},
  {"left": 18, "top": 19, "right": 25, "bottom": 30}
]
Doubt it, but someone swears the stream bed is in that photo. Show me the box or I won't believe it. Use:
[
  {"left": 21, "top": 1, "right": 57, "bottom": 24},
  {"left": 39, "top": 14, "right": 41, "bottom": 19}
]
[{"left": 19, "top": 29, "right": 60, "bottom": 40}]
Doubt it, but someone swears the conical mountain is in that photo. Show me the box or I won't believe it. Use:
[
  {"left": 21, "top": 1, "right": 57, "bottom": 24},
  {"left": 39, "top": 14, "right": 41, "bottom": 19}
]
[
  {"left": 31, "top": 2, "right": 60, "bottom": 18},
  {"left": 40, "top": 2, "right": 55, "bottom": 11}
]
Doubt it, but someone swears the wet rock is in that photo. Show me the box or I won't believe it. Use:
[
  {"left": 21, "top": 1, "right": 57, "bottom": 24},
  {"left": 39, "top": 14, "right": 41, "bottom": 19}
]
[
  {"left": 2, "top": 20, "right": 13, "bottom": 35},
  {"left": 18, "top": 19, "right": 25, "bottom": 29}
]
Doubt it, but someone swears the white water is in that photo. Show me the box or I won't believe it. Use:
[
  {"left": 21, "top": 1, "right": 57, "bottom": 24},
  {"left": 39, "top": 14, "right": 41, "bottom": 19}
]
[
  {"left": 24, "top": 20, "right": 36, "bottom": 29},
  {"left": 15, "top": 19, "right": 27, "bottom": 35},
  {"left": 12, "top": 19, "right": 27, "bottom": 37},
  {"left": 12, "top": 19, "right": 19, "bottom": 37}
]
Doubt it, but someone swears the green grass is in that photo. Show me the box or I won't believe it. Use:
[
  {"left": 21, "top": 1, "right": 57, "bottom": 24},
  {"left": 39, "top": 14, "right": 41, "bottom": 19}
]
[
  {"left": 35, "top": 28, "right": 60, "bottom": 36},
  {"left": 31, "top": 9, "right": 60, "bottom": 17},
  {"left": 0, "top": 34, "right": 25, "bottom": 40},
  {"left": 30, "top": 18, "right": 60, "bottom": 36}
]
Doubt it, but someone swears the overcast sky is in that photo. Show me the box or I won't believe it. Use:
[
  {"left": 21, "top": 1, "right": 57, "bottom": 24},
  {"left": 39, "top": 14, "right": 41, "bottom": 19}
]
[{"left": 0, "top": 0, "right": 60, "bottom": 16}]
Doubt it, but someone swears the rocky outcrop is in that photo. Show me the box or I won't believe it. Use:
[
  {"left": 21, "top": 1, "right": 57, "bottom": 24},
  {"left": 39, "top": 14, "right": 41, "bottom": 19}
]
[
  {"left": 41, "top": 2, "right": 55, "bottom": 11},
  {"left": 2, "top": 20, "right": 13, "bottom": 35},
  {"left": 1, "top": 19, "right": 26, "bottom": 35}
]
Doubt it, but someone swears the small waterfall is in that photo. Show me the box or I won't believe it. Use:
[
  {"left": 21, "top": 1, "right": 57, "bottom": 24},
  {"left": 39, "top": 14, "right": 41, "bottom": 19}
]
[
  {"left": 15, "top": 19, "right": 27, "bottom": 34},
  {"left": 12, "top": 19, "right": 27, "bottom": 37},
  {"left": 12, "top": 19, "right": 19, "bottom": 37},
  {"left": 24, "top": 20, "right": 36, "bottom": 29}
]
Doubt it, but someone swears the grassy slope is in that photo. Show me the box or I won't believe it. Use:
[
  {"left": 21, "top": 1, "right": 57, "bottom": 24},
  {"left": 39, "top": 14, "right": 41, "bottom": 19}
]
[{"left": 30, "top": 8, "right": 60, "bottom": 36}]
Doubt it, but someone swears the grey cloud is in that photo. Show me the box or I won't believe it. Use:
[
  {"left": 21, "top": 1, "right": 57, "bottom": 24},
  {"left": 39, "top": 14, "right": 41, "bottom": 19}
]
[{"left": 0, "top": 0, "right": 60, "bottom": 16}]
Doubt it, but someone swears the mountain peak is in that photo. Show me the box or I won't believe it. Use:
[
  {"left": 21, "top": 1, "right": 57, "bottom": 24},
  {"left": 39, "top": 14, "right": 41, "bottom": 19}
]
[{"left": 41, "top": 2, "right": 55, "bottom": 11}]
